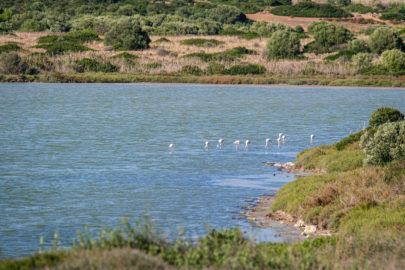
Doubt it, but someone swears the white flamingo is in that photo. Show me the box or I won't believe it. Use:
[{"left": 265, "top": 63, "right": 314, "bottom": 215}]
[
  {"left": 169, "top": 143, "right": 174, "bottom": 153},
  {"left": 277, "top": 137, "right": 281, "bottom": 148},
  {"left": 205, "top": 141, "right": 209, "bottom": 150},
  {"left": 282, "top": 135, "right": 286, "bottom": 144},
  {"left": 218, "top": 138, "right": 224, "bottom": 149},
  {"left": 245, "top": 140, "right": 250, "bottom": 150},
  {"left": 310, "top": 134, "right": 315, "bottom": 144},
  {"left": 265, "top": 138, "right": 271, "bottom": 149},
  {"left": 233, "top": 140, "right": 241, "bottom": 151}
]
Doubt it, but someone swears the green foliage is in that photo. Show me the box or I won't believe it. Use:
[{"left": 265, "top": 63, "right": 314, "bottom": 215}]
[
  {"left": 352, "top": 52, "right": 373, "bottom": 71},
  {"left": 308, "top": 21, "right": 353, "bottom": 49},
  {"left": 206, "top": 62, "right": 227, "bottom": 74},
  {"left": 180, "top": 38, "right": 224, "bottom": 47},
  {"left": 111, "top": 52, "right": 139, "bottom": 62},
  {"left": 65, "top": 29, "right": 100, "bottom": 43},
  {"left": 267, "top": 30, "right": 301, "bottom": 59},
  {"left": 0, "top": 52, "right": 28, "bottom": 74},
  {"left": 104, "top": 18, "right": 150, "bottom": 51},
  {"left": 144, "top": 62, "right": 162, "bottom": 69},
  {"left": 380, "top": 6, "right": 405, "bottom": 21},
  {"left": 0, "top": 8, "right": 12, "bottom": 22},
  {"left": 368, "top": 107, "right": 405, "bottom": 127},
  {"left": 35, "top": 40, "right": 92, "bottom": 55},
  {"left": 181, "top": 65, "right": 203, "bottom": 75},
  {"left": 74, "top": 58, "right": 119, "bottom": 73},
  {"left": 335, "top": 130, "right": 364, "bottom": 150},
  {"left": 271, "top": 2, "right": 351, "bottom": 18},
  {"left": 368, "top": 27, "right": 404, "bottom": 54},
  {"left": 184, "top": 47, "right": 255, "bottom": 62},
  {"left": 344, "top": 4, "right": 377, "bottom": 14},
  {"left": 227, "top": 63, "right": 266, "bottom": 75},
  {"left": 250, "top": 21, "right": 291, "bottom": 37},
  {"left": 348, "top": 39, "right": 368, "bottom": 53},
  {"left": 0, "top": 42, "right": 22, "bottom": 54},
  {"left": 154, "top": 37, "right": 170, "bottom": 43},
  {"left": 208, "top": 5, "right": 246, "bottom": 24},
  {"left": 324, "top": 50, "right": 356, "bottom": 61},
  {"left": 380, "top": 49, "right": 405, "bottom": 73},
  {"left": 360, "top": 120, "right": 405, "bottom": 165}
]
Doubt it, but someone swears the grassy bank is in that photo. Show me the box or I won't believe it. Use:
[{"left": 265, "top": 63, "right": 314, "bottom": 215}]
[{"left": 1, "top": 72, "right": 405, "bottom": 87}]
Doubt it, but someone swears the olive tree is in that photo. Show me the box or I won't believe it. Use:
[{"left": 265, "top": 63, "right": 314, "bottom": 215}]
[
  {"left": 368, "top": 27, "right": 404, "bottom": 54},
  {"left": 380, "top": 49, "right": 405, "bottom": 73}
]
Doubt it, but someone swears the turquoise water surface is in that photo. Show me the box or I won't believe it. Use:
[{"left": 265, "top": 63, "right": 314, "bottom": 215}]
[{"left": 0, "top": 83, "right": 404, "bottom": 258}]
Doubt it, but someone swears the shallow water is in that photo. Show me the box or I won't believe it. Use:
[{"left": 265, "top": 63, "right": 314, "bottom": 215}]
[{"left": 0, "top": 83, "right": 404, "bottom": 258}]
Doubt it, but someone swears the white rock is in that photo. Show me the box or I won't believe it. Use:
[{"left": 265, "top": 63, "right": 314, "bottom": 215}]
[{"left": 303, "top": 225, "right": 317, "bottom": 235}]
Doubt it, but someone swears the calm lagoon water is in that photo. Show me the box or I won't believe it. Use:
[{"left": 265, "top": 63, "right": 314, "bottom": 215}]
[{"left": 0, "top": 83, "right": 404, "bottom": 258}]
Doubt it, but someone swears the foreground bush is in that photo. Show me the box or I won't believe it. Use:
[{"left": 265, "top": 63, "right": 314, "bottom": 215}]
[
  {"left": 104, "top": 18, "right": 150, "bottom": 50},
  {"left": 74, "top": 58, "right": 119, "bottom": 73},
  {"left": 267, "top": 30, "right": 300, "bottom": 59},
  {"left": 360, "top": 120, "right": 405, "bottom": 165},
  {"left": 368, "top": 107, "right": 404, "bottom": 127},
  {"left": 368, "top": 27, "right": 404, "bottom": 54}
]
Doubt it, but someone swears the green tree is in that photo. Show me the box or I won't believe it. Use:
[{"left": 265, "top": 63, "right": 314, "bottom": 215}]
[
  {"left": 104, "top": 18, "right": 150, "bottom": 51},
  {"left": 0, "top": 52, "right": 28, "bottom": 74},
  {"left": 380, "top": 49, "right": 405, "bottom": 73},
  {"left": 348, "top": 39, "right": 368, "bottom": 53},
  {"left": 208, "top": 5, "right": 246, "bottom": 24},
  {"left": 308, "top": 21, "right": 352, "bottom": 48},
  {"left": 351, "top": 52, "right": 372, "bottom": 71},
  {"left": 267, "top": 30, "right": 300, "bottom": 59},
  {"left": 368, "top": 27, "right": 404, "bottom": 54}
]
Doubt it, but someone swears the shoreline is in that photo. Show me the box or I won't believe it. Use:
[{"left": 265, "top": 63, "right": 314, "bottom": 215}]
[
  {"left": 1, "top": 73, "right": 405, "bottom": 89},
  {"left": 243, "top": 162, "right": 332, "bottom": 239}
]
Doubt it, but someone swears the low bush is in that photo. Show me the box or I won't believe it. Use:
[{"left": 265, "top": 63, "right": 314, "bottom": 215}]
[
  {"left": 74, "top": 58, "right": 119, "bottom": 73},
  {"left": 0, "top": 42, "right": 22, "bottom": 54},
  {"left": 250, "top": 21, "right": 291, "bottom": 37},
  {"left": 181, "top": 65, "right": 203, "bottom": 75},
  {"left": 180, "top": 38, "right": 224, "bottom": 47},
  {"left": 36, "top": 41, "right": 92, "bottom": 55},
  {"left": 360, "top": 120, "right": 405, "bottom": 165},
  {"left": 0, "top": 52, "right": 28, "bottom": 74},
  {"left": 206, "top": 62, "right": 227, "bottom": 75},
  {"left": 154, "top": 37, "right": 170, "bottom": 43},
  {"left": 271, "top": 2, "right": 351, "bottom": 18},
  {"left": 347, "top": 39, "right": 368, "bottom": 53},
  {"left": 226, "top": 63, "right": 266, "bottom": 75},
  {"left": 324, "top": 50, "right": 356, "bottom": 61},
  {"left": 344, "top": 4, "right": 376, "bottom": 14},
  {"left": 368, "top": 107, "right": 404, "bottom": 127},
  {"left": 64, "top": 29, "right": 100, "bottom": 43},
  {"left": 144, "top": 62, "right": 162, "bottom": 69},
  {"left": 351, "top": 52, "right": 373, "bottom": 71},
  {"left": 335, "top": 130, "right": 364, "bottom": 150},
  {"left": 380, "top": 7, "right": 405, "bottom": 21},
  {"left": 308, "top": 21, "right": 353, "bottom": 49},
  {"left": 184, "top": 47, "right": 255, "bottom": 62},
  {"left": 111, "top": 52, "right": 139, "bottom": 61}
]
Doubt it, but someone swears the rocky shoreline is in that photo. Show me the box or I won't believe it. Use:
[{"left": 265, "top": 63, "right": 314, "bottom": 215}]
[{"left": 242, "top": 162, "right": 332, "bottom": 239}]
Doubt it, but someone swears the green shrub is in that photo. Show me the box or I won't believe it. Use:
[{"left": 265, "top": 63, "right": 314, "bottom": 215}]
[
  {"left": 358, "top": 64, "right": 390, "bottom": 75},
  {"left": 328, "top": 0, "right": 351, "bottom": 6},
  {"left": 335, "top": 130, "right": 364, "bottom": 151},
  {"left": 111, "top": 52, "right": 139, "bottom": 61},
  {"left": 154, "top": 37, "right": 170, "bottom": 43},
  {"left": 368, "top": 107, "right": 405, "bottom": 127},
  {"left": 64, "top": 29, "right": 100, "bottom": 43},
  {"left": 208, "top": 5, "right": 246, "bottom": 24},
  {"left": 308, "top": 21, "right": 353, "bottom": 48},
  {"left": 267, "top": 30, "right": 301, "bottom": 59},
  {"left": 227, "top": 63, "right": 266, "bottom": 75},
  {"left": 0, "top": 42, "right": 22, "bottom": 54},
  {"left": 180, "top": 38, "right": 224, "bottom": 47},
  {"left": 36, "top": 41, "right": 92, "bottom": 55},
  {"left": 380, "top": 49, "right": 405, "bottom": 73},
  {"left": 26, "top": 53, "right": 54, "bottom": 72},
  {"left": 104, "top": 18, "right": 150, "bottom": 51},
  {"left": 206, "top": 62, "right": 227, "bottom": 74},
  {"left": 344, "top": 4, "right": 376, "bottom": 14},
  {"left": 181, "top": 65, "right": 203, "bottom": 75},
  {"left": 368, "top": 27, "right": 404, "bottom": 54},
  {"left": 0, "top": 52, "right": 28, "bottom": 74},
  {"left": 144, "top": 62, "right": 162, "bottom": 69},
  {"left": 271, "top": 2, "right": 351, "bottom": 18},
  {"left": 250, "top": 21, "right": 291, "bottom": 37},
  {"left": 74, "top": 58, "right": 119, "bottom": 73},
  {"left": 324, "top": 50, "right": 356, "bottom": 61},
  {"left": 184, "top": 47, "right": 255, "bottom": 62},
  {"left": 360, "top": 120, "right": 405, "bottom": 165},
  {"left": 380, "top": 7, "right": 405, "bottom": 21},
  {"left": 352, "top": 52, "right": 373, "bottom": 71},
  {"left": 348, "top": 39, "right": 368, "bottom": 53}
]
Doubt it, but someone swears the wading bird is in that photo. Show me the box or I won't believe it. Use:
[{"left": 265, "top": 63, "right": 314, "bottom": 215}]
[
  {"left": 233, "top": 140, "right": 241, "bottom": 151},
  {"left": 218, "top": 138, "right": 224, "bottom": 149},
  {"left": 310, "top": 134, "right": 315, "bottom": 144},
  {"left": 245, "top": 140, "right": 250, "bottom": 150},
  {"left": 265, "top": 138, "right": 271, "bottom": 149}
]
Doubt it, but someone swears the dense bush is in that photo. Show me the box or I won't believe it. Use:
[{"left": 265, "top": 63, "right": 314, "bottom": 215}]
[
  {"left": 227, "top": 63, "right": 266, "bottom": 75},
  {"left": 380, "top": 7, "right": 405, "bottom": 21},
  {"left": 348, "top": 39, "right": 368, "bottom": 53},
  {"left": 64, "top": 29, "right": 100, "bottom": 43},
  {"left": 343, "top": 4, "right": 376, "bottom": 14},
  {"left": 368, "top": 27, "right": 404, "bottom": 54},
  {"left": 360, "top": 120, "right": 405, "bottom": 165},
  {"left": 184, "top": 47, "right": 255, "bottom": 62},
  {"left": 250, "top": 21, "right": 291, "bottom": 37},
  {"left": 0, "top": 42, "right": 22, "bottom": 54},
  {"left": 380, "top": 49, "right": 405, "bottom": 73},
  {"left": 271, "top": 2, "right": 351, "bottom": 18},
  {"left": 208, "top": 5, "right": 246, "bottom": 24},
  {"left": 36, "top": 40, "right": 92, "bottom": 55},
  {"left": 267, "top": 30, "right": 300, "bottom": 59},
  {"left": 351, "top": 52, "right": 373, "bottom": 71},
  {"left": 104, "top": 18, "right": 150, "bottom": 51},
  {"left": 0, "top": 52, "right": 28, "bottom": 74},
  {"left": 308, "top": 21, "right": 353, "bottom": 48},
  {"left": 368, "top": 107, "right": 404, "bottom": 127},
  {"left": 111, "top": 52, "right": 139, "bottom": 62},
  {"left": 206, "top": 62, "right": 227, "bottom": 74},
  {"left": 74, "top": 58, "right": 119, "bottom": 73}
]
